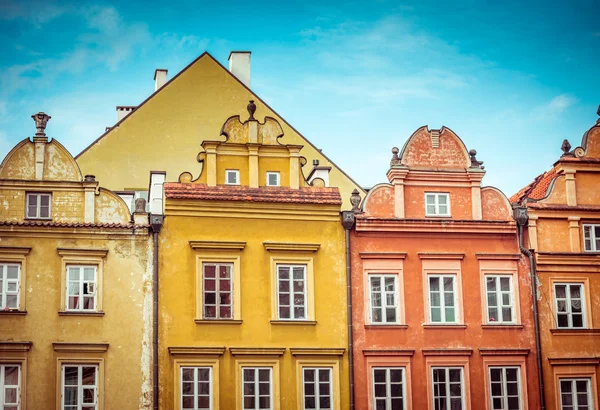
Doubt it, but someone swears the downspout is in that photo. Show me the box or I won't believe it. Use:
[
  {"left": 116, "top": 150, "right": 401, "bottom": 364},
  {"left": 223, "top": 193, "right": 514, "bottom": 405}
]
[
  {"left": 513, "top": 206, "right": 545, "bottom": 410},
  {"left": 150, "top": 214, "right": 164, "bottom": 410}
]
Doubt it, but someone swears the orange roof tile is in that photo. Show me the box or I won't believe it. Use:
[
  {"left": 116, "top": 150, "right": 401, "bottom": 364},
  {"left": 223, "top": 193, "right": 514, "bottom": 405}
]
[
  {"left": 0, "top": 220, "right": 147, "bottom": 229},
  {"left": 164, "top": 183, "right": 342, "bottom": 205},
  {"left": 509, "top": 167, "right": 558, "bottom": 204}
]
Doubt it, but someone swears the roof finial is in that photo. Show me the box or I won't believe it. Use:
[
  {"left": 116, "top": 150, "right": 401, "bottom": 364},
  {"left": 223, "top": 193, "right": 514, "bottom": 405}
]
[
  {"left": 390, "top": 147, "right": 400, "bottom": 165},
  {"left": 350, "top": 189, "right": 361, "bottom": 213},
  {"left": 596, "top": 104, "right": 600, "bottom": 124},
  {"left": 32, "top": 112, "right": 51, "bottom": 137},
  {"left": 469, "top": 149, "right": 484, "bottom": 169},
  {"left": 561, "top": 139, "right": 572, "bottom": 156},
  {"left": 247, "top": 100, "right": 256, "bottom": 121}
]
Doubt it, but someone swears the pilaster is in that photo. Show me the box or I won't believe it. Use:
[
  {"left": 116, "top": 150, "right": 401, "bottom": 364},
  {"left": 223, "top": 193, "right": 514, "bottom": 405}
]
[{"left": 568, "top": 216, "right": 581, "bottom": 253}]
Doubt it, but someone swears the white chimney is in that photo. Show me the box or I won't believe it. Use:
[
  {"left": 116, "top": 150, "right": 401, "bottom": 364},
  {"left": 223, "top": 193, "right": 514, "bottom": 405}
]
[
  {"left": 154, "top": 69, "right": 168, "bottom": 91},
  {"left": 228, "top": 51, "right": 251, "bottom": 88},
  {"left": 116, "top": 106, "right": 136, "bottom": 122},
  {"left": 148, "top": 171, "right": 166, "bottom": 215}
]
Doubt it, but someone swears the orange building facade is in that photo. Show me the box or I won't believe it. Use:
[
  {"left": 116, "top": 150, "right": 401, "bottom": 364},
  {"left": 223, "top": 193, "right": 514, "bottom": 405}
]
[
  {"left": 511, "top": 111, "right": 600, "bottom": 410},
  {"left": 348, "top": 126, "right": 541, "bottom": 410}
]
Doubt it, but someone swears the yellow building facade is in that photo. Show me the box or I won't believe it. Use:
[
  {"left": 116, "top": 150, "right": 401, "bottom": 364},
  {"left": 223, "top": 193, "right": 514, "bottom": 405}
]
[
  {"left": 158, "top": 102, "right": 349, "bottom": 409},
  {"left": 0, "top": 113, "right": 153, "bottom": 409}
]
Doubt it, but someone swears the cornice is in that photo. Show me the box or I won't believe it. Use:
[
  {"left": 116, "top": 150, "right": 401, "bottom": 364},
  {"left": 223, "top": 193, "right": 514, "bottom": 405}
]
[
  {"left": 0, "top": 341, "right": 32, "bottom": 352},
  {"left": 0, "top": 246, "right": 31, "bottom": 256},
  {"left": 355, "top": 218, "right": 515, "bottom": 234},
  {"left": 548, "top": 357, "right": 600, "bottom": 366},
  {"left": 168, "top": 346, "right": 226, "bottom": 356},
  {"left": 535, "top": 252, "right": 600, "bottom": 268},
  {"left": 422, "top": 348, "right": 473, "bottom": 356},
  {"left": 418, "top": 252, "right": 464, "bottom": 260},
  {"left": 0, "top": 180, "right": 91, "bottom": 191},
  {"left": 0, "top": 226, "right": 149, "bottom": 238},
  {"left": 229, "top": 347, "right": 286, "bottom": 356},
  {"left": 362, "top": 349, "right": 415, "bottom": 356},
  {"left": 476, "top": 253, "right": 521, "bottom": 260},
  {"left": 52, "top": 342, "right": 109, "bottom": 353},
  {"left": 57, "top": 248, "right": 109, "bottom": 258},
  {"left": 189, "top": 241, "right": 246, "bottom": 251},
  {"left": 289, "top": 348, "right": 345, "bottom": 357},
  {"left": 263, "top": 242, "right": 320, "bottom": 252},
  {"left": 478, "top": 348, "right": 530, "bottom": 356},
  {"left": 359, "top": 252, "right": 407, "bottom": 259}
]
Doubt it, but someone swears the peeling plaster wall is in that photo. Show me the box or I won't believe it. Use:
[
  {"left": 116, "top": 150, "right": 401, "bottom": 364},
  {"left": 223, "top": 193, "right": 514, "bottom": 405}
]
[
  {"left": 95, "top": 189, "right": 131, "bottom": 223},
  {"left": 43, "top": 141, "right": 82, "bottom": 181},
  {"left": 363, "top": 185, "right": 394, "bottom": 218},
  {"left": 0, "top": 189, "right": 25, "bottom": 220},
  {"left": 0, "top": 141, "right": 35, "bottom": 180},
  {"left": 481, "top": 188, "right": 512, "bottom": 220}
]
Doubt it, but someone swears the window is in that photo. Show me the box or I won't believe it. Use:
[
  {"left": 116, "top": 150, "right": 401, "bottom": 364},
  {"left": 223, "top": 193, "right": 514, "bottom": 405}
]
[
  {"left": 554, "top": 283, "right": 586, "bottom": 328},
  {"left": 372, "top": 367, "right": 405, "bottom": 410},
  {"left": 302, "top": 368, "right": 332, "bottom": 410},
  {"left": 0, "top": 365, "right": 21, "bottom": 410},
  {"left": 0, "top": 264, "right": 20, "bottom": 310},
  {"left": 368, "top": 275, "right": 398, "bottom": 324},
  {"left": 489, "top": 367, "right": 520, "bottom": 410},
  {"left": 266, "top": 172, "right": 280, "bottom": 187},
  {"left": 432, "top": 367, "right": 464, "bottom": 410},
  {"left": 277, "top": 265, "right": 306, "bottom": 320},
  {"left": 428, "top": 275, "right": 457, "bottom": 323},
  {"left": 425, "top": 193, "right": 450, "bottom": 217},
  {"left": 181, "top": 367, "right": 211, "bottom": 410},
  {"left": 66, "top": 266, "right": 97, "bottom": 312},
  {"left": 62, "top": 365, "right": 98, "bottom": 410},
  {"left": 559, "top": 378, "right": 592, "bottom": 410},
  {"left": 583, "top": 224, "right": 600, "bottom": 252},
  {"left": 202, "top": 263, "right": 233, "bottom": 319},
  {"left": 226, "top": 170, "right": 240, "bottom": 185},
  {"left": 242, "top": 367, "right": 272, "bottom": 410},
  {"left": 485, "top": 276, "right": 514, "bottom": 324},
  {"left": 26, "top": 192, "right": 51, "bottom": 219}
]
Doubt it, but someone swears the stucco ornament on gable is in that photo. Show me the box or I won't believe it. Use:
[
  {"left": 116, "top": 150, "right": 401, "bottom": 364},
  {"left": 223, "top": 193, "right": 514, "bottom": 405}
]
[
  {"left": 220, "top": 100, "right": 284, "bottom": 145},
  {"left": 560, "top": 105, "right": 600, "bottom": 159},
  {"left": 398, "top": 126, "right": 471, "bottom": 169}
]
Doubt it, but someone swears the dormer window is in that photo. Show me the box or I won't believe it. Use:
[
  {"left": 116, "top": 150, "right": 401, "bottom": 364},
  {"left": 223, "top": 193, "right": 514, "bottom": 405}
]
[
  {"left": 583, "top": 224, "right": 600, "bottom": 252},
  {"left": 266, "top": 172, "right": 280, "bottom": 187},
  {"left": 225, "top": 170, "right": 240, "bottom": 185},
  {"left": 425, "top": 192, "right": 450, "bottom": 217},
  {"left": 26, "top": 192, "right": 52, "bottom": 219}
]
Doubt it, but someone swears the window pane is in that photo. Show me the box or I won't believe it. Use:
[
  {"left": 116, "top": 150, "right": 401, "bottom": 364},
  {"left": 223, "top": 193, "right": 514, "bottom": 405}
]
[
  {"left": 555, "top": 285, "right": 566, "bottom": 298},
  {"left": 570, "top": 285, "right": 581, "bottom": 299},
  {"left": 40, "top": 195, "right": 50, "bottom": 206},
  {"left": 40, "top": 206, "right": 50, "bottom": 218},
  {"left": 438, "top": 205, "right": 448, "bottom": 215},
  {"left": 6, "top": 266, "right": 19, "bottom": 279},
  {"left": 84, "top": 268, "right": 95, "bottom": 281},
  {"left": 4, "top": 366, "right": 19, "bottom": 385},
  {"left": 429, "top": 277, "right": 439, "bottom": 291},
  {"left": 443, "top": 277, "right": 454, "bottom": 291},
  {"left": 426, "top": 195, "right": 435, "bottom": 205},
  {"left": 82, "top": 366, "right": 96, "bottom": 385}
]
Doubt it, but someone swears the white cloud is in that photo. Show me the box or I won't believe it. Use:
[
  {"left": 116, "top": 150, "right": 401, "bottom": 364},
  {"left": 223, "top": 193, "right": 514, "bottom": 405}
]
[{"left": 547, "top": 94, "right": 577, "bottom": 112}]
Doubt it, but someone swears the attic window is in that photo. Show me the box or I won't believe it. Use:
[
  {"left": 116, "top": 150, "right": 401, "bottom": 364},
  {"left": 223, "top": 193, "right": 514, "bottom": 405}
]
[
  {"left": 583, "top": 224, "right": 600, "bottom": 252},
  {"left": 266, "top": 172, "right": 280, "bottom": 187},
  {"left": 225, "top": 170, "right": 240, "bottom": 185},
  {"left": 26, "top": 192, "right": 52, "bottom": 219},
  {"left": 425, "top": 193, "right": 450, "bottom": 217}
]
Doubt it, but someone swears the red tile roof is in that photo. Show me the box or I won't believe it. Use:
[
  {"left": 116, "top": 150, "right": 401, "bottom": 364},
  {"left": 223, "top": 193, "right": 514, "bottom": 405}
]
[
  {"left": 509, "top": 167, "right": 558, "bottom": 204},
  {"left": 0, "top": 220, "right": 147, "bottom": 229},
  {"left": 164, "top": 183, "right": 342, "bottom": 205}
]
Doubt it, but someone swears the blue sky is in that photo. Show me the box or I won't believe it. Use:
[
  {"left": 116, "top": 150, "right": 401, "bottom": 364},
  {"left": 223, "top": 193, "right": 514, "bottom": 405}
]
[{"left": 0, "top": 0, "right": 598, "bottom": 196}]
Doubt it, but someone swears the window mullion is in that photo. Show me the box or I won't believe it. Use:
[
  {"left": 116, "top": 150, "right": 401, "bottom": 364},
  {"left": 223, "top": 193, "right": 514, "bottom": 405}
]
[
  {"left": 78, "top": 365, "right": 83, "bottom": 410},
  {"left": 386, "top": 368, "right": 392, "bottom": 410},
  {"left": 0, "top": 366, "right": 4, "bottom": 407},
  {"left": 194, "top": 368, "right": 199, "bottom": 410},
  {"left": 79, "top": 268, "right": 85, "bottom": 311}
]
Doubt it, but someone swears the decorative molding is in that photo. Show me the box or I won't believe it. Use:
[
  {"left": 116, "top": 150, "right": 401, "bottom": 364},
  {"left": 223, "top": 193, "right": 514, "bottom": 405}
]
[
  {"left": 356, "top": 218, "right": 516, "bottom": 234},
  {"left": 548, "top": 357, "right": 600, "bottom": 366},
  {"left": 290, "top": 348, "right": 345, "bottom": 357},
  {"left": 476, "top": 253, "right": 521, "bottom": 260},
  {"left": 362, "top": 349, "right": 415, "bottom": 357},
  {"left": 52, "top": 342, "right": 109, "bottom": 353},
  {"left": 57, "top": 248, "right": 108, "bottom": 258},
  {"left": 481, "top": 325, "right": 524, "bottom": 330},
  {"left": 0, "top": 247, "right": 31, "bottom": 256},
  {"left": 418, "top": 253, "right": 465, "bottom": 260},
  {"left": 263, "top": 242, "right": 320, "bottom": 252},
  {"left": 229, "top": 347, "right": 286, "bottom": 356},
  {"left": 58, "top": 311, "right": 105, "bottom": 317},
  {"left": 168, "top": 346, "right": 226, "bottom": 356},
  {"left": 423, "top": 324, "right": 467, "bottom": 329},
  {"left": 422, "top": 348, "right": 473, "bottom": 356},
  {"left": 364, "top": 325, "right": 408, "bottom": 330},
  {"left": 479, "top": 348, "right": 530, "bottom": 356},
  {"left": 0, "top": 341, "right": 32, "bottom": 352},
  {"left": 0, "top": 310, "right": 27, "bottom": 316},
  {"left": 194, "top": 319, "right": 243, "bottom": 325},
  {"left": 359, "top": 252, "right": 407, "bottom": 259},
  {"left": 270, "top": 320, "right": 317, "bottom": 326},
  {"left": 550, "top": 328, "right": 600, "bottom": 336},
  {"left": 189, "top": 241, "right": 246, "bottom": 251}
]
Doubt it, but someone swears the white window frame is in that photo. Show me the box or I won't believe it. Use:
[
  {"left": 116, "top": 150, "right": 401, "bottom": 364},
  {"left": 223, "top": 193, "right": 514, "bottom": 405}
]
[
  {"left": 559, "top": 378, "right": 593, "bottom": 410},
  {"left": 582, "top": 224, "right": 600, "bottom": 252},
  {"left": 488, "top": 366, "right": 521, "bottom": 410},
  {"left": 276, "top": 264, "right": 307, "bottom": 320},
  {"left": 0, "top": 364, "right": 21, "bottom": 410},
  {"left": 424, "top": 192, "right": 450, "bottom": 217},
  {"left": 368, "top": 275, "right": 399, "bottom": 324},
  {"left": 266, "top": 172, "right": 280, "bottom": 187},
  {"left": 432, "top": 367, "right": 464, "bottom": 410},
  {"left": 554, "top": 283, "right": 586, "bottom": 329},
  {"left": 0, "top": 263, "right": 20, "bottom": 310},
  {"left": 372, "top": 367, "right": 406, "bottom": 410},
  {"left": 66, "top": 265, "right": 98, "bottom": 312},
  {"left": 225, "top": 169, "right": 240, "bottom": 185},
  {"left": 180, "top": 366, "right": 212, "bottom": 410},
  {"left": 427, "top": 274, "right": 458, "bottom": 324},
  {"left": 302, "top": 367, "right": 333, "bottom": 410},
  {"left": 25, "top": 192, "right": 52, "bottom": 219},
  {"left": 485, "top": 275, "right": 515, "bottom": 324},
  {"left": 242, "top": 367, "right": 272, "bottom": 410},
  {"left": 61, "top": 364, "right": 98, "bottom": 410},
  {"left": 202, "top": 263, "right": 233, "bottom": 320}
]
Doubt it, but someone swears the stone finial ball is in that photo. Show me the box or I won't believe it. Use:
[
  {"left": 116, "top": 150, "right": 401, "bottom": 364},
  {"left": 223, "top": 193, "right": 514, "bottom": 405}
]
[
  {"left": 469, "top": 149, "right": 477, "bottom": 156},
  {"left": 392, "top": 147, "right": 399, "bottom": 154}
]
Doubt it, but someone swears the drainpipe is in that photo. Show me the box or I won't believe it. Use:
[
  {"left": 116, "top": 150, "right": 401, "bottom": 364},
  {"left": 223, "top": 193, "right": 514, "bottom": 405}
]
[
  {"left": 513, "top": 206, "right": 545, "bottom": 410},
  {"left": 150, "top": 214, "right": 164, "bottom": 410}
]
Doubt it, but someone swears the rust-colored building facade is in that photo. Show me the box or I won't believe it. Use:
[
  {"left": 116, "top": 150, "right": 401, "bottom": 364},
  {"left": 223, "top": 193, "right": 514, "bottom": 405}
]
[
  {"left": 349, "top": 126, "right": 541, "bottom": 410},
  {"left": 511, "top": 111, "right": 600, "bottom": 410}
]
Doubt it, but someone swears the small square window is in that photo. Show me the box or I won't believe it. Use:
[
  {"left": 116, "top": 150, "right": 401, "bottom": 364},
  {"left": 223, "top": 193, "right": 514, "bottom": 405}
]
[
  {"left": 26, "top": 192, "right": 52, "bottom": 219},
  {"left": 424, "top": 193, "right": 450, "bottom": 217},
  {"left": 225, "top": 170, "right": 240, "bottom": 185},
  {"left": 266, "top": 172, "right": 280, "bottom": 187},
  {"left": 583, "top": 224, "right": 600, "bottom": 252}
]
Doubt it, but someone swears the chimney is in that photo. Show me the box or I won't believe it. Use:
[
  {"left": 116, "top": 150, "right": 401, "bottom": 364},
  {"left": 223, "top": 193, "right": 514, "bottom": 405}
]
[
  {"left": 116, "top": 106, "right": 136, "bottom": 122},
  {"left": 154, "top": 69, "right": 168, "bottom": 91},
  {"left": 228, "top": 51, "right": 251, "bottom": 88}
]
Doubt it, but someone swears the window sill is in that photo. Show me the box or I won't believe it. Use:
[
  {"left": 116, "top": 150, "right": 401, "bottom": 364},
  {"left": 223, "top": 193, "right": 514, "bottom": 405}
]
[
  {"left": 425, "top": 215, "right": 452, "bottom": 218},
  {"left": 550, "top": 328, "right": 600, "bottom": 335},
  {"left": 364, "top": 324, "right": 408, "bottom": 329},
  {"left": 0, "top": 310, "right": 26, "bottom": 316},
  {"left": 271, "top": 320, "right": 317, "bottom": 326},
  {"left": 481, "top": 324, "right": 524, "bottom": 329},
  {"left": 59, "top": 311, "right": 105, "bottom": 317},
  {"left": 24, "top": 217, "right": 52, "bottom": 221},
  {"left": 194, "top": 319, "right": 242, "bottom": 325},
  {"left": 423, "top": 324, "right": 467, "bottom": 329}
]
